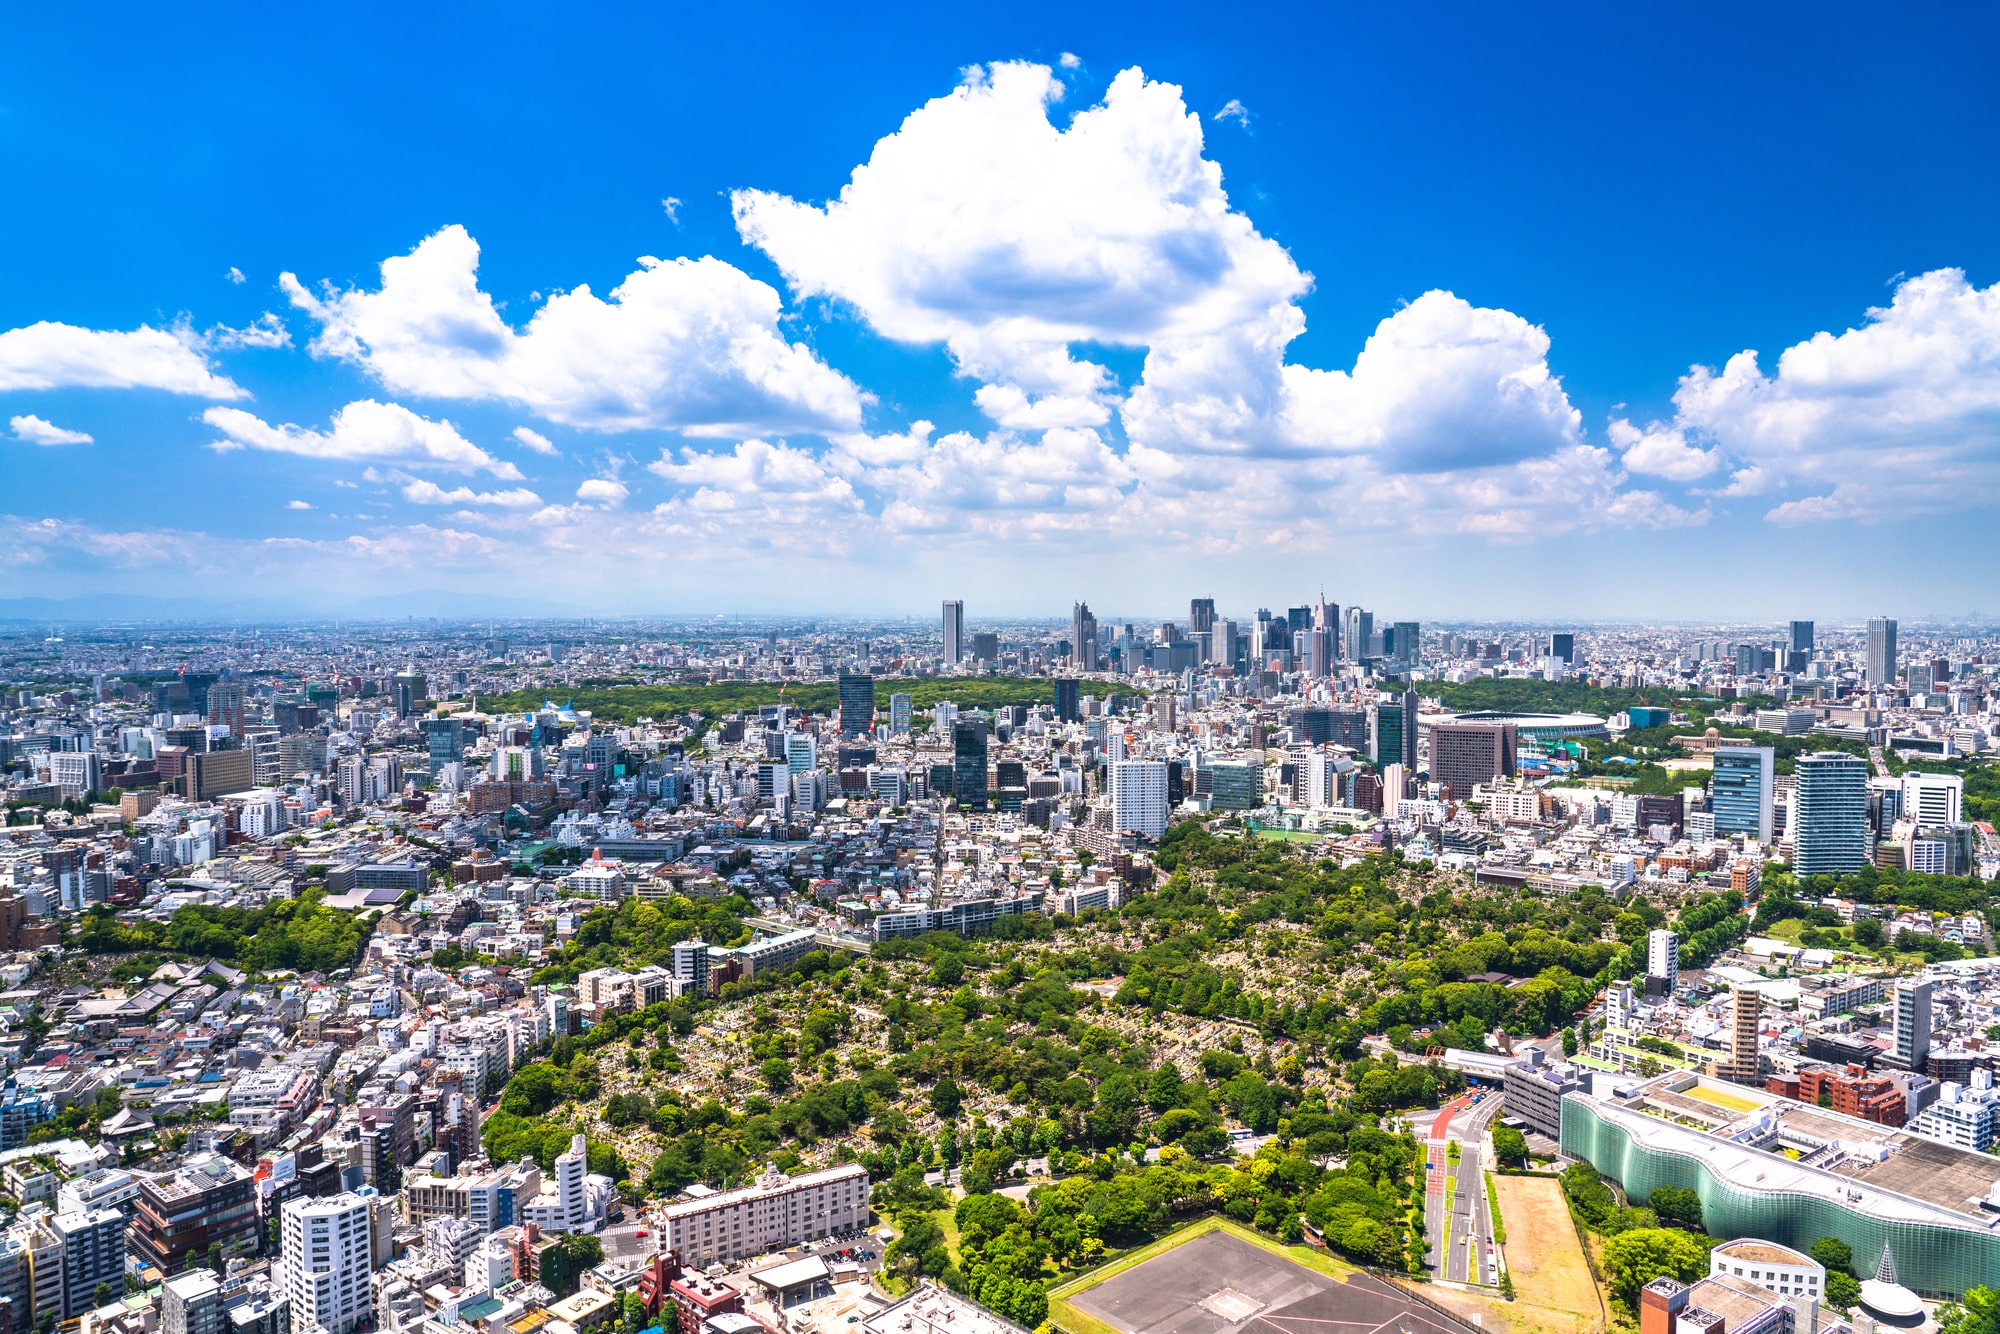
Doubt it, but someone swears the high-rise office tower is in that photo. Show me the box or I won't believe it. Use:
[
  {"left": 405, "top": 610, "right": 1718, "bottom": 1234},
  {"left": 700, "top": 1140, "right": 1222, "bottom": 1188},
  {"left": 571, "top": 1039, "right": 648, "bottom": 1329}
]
[
  {"left": 392, "top": 669, "right": 426, "bottom": 719},
  {"left": 889, "top": 692, "right": 912, "bottom": 735},
  {"left": 1109, "top": 760, "right": 1170, "bottom": 839},
  {"left": 1646, "top": 928, "right": 1680, "bottom": 997},
  {"left": 1789, "top": 621, "right": 1815, "bottom": 654},
  {"left": 280, "top": 1193, "right": 372, "bottom": 1334},
  {"left": 1428, "top": 722, "right": 1517, "bottom": 801},
  {"left": 1891, "top": 979, "right": 1934, "bottom": 1072},
  {"left": 1343, "top": 608, "right": 1373, "bottom": 662},
  {"left": 837, "top": 672, "right": 874, "bottom": 737},
  {"left": 1071, "top": 603, "right": 1098, "bottom": 671},
  {"left": 1726, "top": 984, "right": 1761, "bottom": 1084},
  {"left": 205, "top": 681, "right": 247, "bottom": 738},
  {"left": 942, "top": 601, "right": 964, "bottom": 667},
  {"left": 971, "top": 632, "right": 999, "bottom": 661},
  {"left": 1053, "top": 678, "right": 1080, "bottom": 724},
  {"left": 952, "top": 719, "right": 989, "bottom": 808},
  {"left": 1189, "top": 598, "right": 1216, "bottom": 637},
  {"left": 1209, "top": 620, "right": 1236, "bottom": 669},
  {"left": 1285, "top": 606, "right": 1312, "bottom": 635},
  {"left": 1710, "top": 746, "right": 1775, "bottom": 843},
  {"left": 1372, "top": 691, "right": 1419, "bottom": 770},
  {"left": 1548, "top": 632, "right": 1576, "bottom": 665},
  {"left": 1306, "top": 629, "right": 1333, "bottom": 679},
  {"left": 1792, "top": 752, "right": 1870, "bottom": 875},
  {"left": 1866, "top": 617, "right": 1898, "bottom": 687},
  {"left": 1902, "top": 771, "right": 1964, "bottom": 826},
  {"left": 1391, "top": 621, "right": 1420, "bottom": 668}
]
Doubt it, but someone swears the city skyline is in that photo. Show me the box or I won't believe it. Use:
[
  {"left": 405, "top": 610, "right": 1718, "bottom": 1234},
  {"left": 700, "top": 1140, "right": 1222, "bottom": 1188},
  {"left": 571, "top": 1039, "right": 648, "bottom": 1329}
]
[{"left": 4, "top": 6, "right": 1999, "bottom": 616}]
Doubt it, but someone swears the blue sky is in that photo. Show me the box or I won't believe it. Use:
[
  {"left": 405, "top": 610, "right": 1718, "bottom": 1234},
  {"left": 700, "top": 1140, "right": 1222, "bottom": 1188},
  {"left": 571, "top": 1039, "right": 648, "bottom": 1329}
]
[{"left": 3, "top": 4, "right": 1998, "bottom": 620}]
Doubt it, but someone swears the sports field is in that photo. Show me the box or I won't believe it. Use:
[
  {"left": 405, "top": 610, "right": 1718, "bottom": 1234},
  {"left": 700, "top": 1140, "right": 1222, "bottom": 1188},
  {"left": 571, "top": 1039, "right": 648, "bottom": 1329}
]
[
  {"left": 1052, "top": 1223, "right": 1467, "bottom": 1334},
  {"left": 1490, "top": 1175, "right": 1602, "bottom": 1333}
]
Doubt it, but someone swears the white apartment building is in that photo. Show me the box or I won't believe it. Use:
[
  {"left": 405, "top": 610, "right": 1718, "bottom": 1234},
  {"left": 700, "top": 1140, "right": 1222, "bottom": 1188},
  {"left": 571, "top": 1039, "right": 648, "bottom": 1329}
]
[
  {"left": 519, "top": 1134, "right": 591, "bottom": 1234},
  {"left": 659, "top": 1163, "right": 869, "bottom": 1267},
  {"left": 1108, "top": 760, "right": 1168, "bottom": 840},
  {"left": 281, "top": 1192, "right": 373, "bottom": 1334}
]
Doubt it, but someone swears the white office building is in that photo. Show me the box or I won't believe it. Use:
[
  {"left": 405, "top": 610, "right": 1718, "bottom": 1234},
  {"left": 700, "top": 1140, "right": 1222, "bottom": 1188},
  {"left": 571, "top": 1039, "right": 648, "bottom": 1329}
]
[
  {"left": 658, "top": 1163, "right": 869, "bottom": 1268},
  {"left": 1909, "top": 1069, "right": 2000, "bottom": 1151},
  {"left": 280, "top": 1192, "right": 372, "bottom": 1334},
  {"left": 1902, "top": 771, "right": 1964, "bottom": 827}
]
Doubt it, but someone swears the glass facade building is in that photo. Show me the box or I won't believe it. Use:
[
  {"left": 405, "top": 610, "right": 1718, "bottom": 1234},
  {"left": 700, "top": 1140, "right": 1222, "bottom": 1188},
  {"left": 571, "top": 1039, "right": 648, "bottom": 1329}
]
[
  {"left": 951, "top": 719, "right": 989, "bottom": 809},
  {"left": 1710, "top": 746, "right": 1774, "bottom": 843},
  {"left": 1562, "top": 1097, "right": 1999, "bottom": 1299},
  {"left": 1793, "top": 752, "right": 1870, "bottom": 875}
]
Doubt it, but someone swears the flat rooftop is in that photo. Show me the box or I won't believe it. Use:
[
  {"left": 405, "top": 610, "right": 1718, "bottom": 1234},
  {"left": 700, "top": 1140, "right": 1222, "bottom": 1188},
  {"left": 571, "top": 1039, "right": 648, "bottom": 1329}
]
[{"left": 1831, "top": 1134, "right": 2000, "bottom": 1219}]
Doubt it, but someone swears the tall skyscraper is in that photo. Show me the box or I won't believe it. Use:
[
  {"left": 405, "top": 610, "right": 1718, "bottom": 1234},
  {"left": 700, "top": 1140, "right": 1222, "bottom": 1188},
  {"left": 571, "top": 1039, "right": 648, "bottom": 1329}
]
[
  {"left": 1343, "top": 607, "right": 1373, "bottom": 662},
  {"left": 1866, "top": 616, "right": 1898, "bottom": 687},
  {"left": 1549, "top": 631, "right": 1576, "bottom": 664},
  {"left": 1428, "top": 721, "right": 1517, "bottom": 801},
  {"left": 1710, "top": 746, "right": 1775, "bottom": 844},
  {"left": 1391, "top": 621, "right": 1421, "bottom": 668},
  {"left": 889, "top": 692, "right": 912, "bottom": 735},
  {"left": 1789, "top": 621, "right": 1815, "bottom": 654},
  {"left": 1189, "top": 597, "right": 1216, "bottom": 637},
  {"left": 1071, "top": 603, "right": 1098, "bottom": 671},
  {"left": 1372, "top": 691, "right": 1419, "bottom": 770},
  {"left": 392, "top": 669, "right": 426, "bottom": 719},
  {"left": 205, "top": 680, "right": 247, "bottom": 738},
  {"left": 1109, "top": 760, "right": 1170, "bottom": 839},
  {"left": 1891, "top": 979, "right": 1934, "bottom": 1072},
  {"left": 837, "top": 672, "right": 874, "bottom": 737},
  {"left": 1792, "top": 752, "right": 1870, "bottom": 875},
  {"left": 952, "top": 719, "right": 989, "bottom": 809},
  {"left": 942, "top": 601, "right": 964, "bottom": 667},
  {"left": 281, "top": 1193, "right": 373, "bottom": 1334},
  {"left": 1054, "top": 678, "right": 1080, "bottom": 724},
  {"left": 1646, "top": 928, "right": 1680, "bottom": 997}
]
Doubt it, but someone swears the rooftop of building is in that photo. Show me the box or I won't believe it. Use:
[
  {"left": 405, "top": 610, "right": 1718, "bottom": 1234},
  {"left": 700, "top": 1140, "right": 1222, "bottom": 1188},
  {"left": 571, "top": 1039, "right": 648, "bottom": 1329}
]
[
  {"left": 1711, "top": 1239, "right": 1816, "bottom": 1268},
  {"left": 658, "top": 1162, "right": 867, "bottom": 1218},
  {"left": 1685, "top": 1274, "right": 1791, "bottom": 1330}
]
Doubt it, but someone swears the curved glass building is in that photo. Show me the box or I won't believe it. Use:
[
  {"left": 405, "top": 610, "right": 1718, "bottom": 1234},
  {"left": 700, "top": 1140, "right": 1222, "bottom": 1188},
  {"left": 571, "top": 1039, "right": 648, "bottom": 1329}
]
[{"left": 1562, "top": 1092, "right": 2000, "bottom": 1299}]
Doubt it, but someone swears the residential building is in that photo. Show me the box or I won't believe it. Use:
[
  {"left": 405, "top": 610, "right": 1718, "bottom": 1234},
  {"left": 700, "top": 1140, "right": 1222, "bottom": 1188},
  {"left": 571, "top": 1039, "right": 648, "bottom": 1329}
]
[
  {"left": 657, "top": 1164, "right": 869, "bottom": 1268},
  {"left": 129, "top": 1153, "right": 261, "bottom": 1274},
  {"left": 1890, "top": 979, "right": 1933, "bottom": 1072},
  {"left": 54, "top": 1208, "right": 124, "bottom": 1317},
  {"left": 1109, "top": 761, "right": 1169, "bottom": 840},
  {"left": 1646, "top": 929, "right": 1679, "bottom": 997},
  {"left": 161, "top": 1270, "right": 225, "bottom": 1334},
  {"left": 670, "top": 941, "right": 709, "bottom": 999},
  {"left": 279, "top": 1193, "right": 371, "bottom": 1334}
]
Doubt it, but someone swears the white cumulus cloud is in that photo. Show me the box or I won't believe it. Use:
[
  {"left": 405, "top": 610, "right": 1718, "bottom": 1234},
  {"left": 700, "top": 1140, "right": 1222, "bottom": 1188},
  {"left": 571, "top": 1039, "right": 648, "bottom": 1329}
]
[
  {"left": 287, "top": 500, "right": 313, "bottom": 510},
  {"left": 281, "top": 224, "right": 869, "bottom": 436},
  {"left": 576, "top": 478, "right": 629, "bottom": 506},
  {"left": 1612, "top": 268, "right": 2000, "bottom": 523},
  {"left": 10, "top": 415, "right": 94, "bottom": 446},
  {"left": 512, "top": 426, "right": 559, "bottom": 456},
  {"left": 0, "top": 321, "right": 243, "bottom": 397},
  {"left": 203, "top": 313, "right": 292, "bottom": 350},
  {"left": 401, "top": 479, "right": 542, "bottom": 507},
  {"left": 204, "top": 400, "right": 523, "bottom": 477}
]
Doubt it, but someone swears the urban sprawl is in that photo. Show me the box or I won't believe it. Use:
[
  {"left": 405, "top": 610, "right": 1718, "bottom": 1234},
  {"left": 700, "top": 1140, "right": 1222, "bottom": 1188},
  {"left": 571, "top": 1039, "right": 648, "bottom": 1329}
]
[{"left": 0, "top": 603, "right": 1996, "bottom": 1334}]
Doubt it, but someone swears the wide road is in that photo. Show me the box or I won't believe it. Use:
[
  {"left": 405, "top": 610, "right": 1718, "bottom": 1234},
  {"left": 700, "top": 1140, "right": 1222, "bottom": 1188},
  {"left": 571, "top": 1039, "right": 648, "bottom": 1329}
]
[{"left": 1425, "top": 1091, "right": 1504, "bottom": 1286}]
